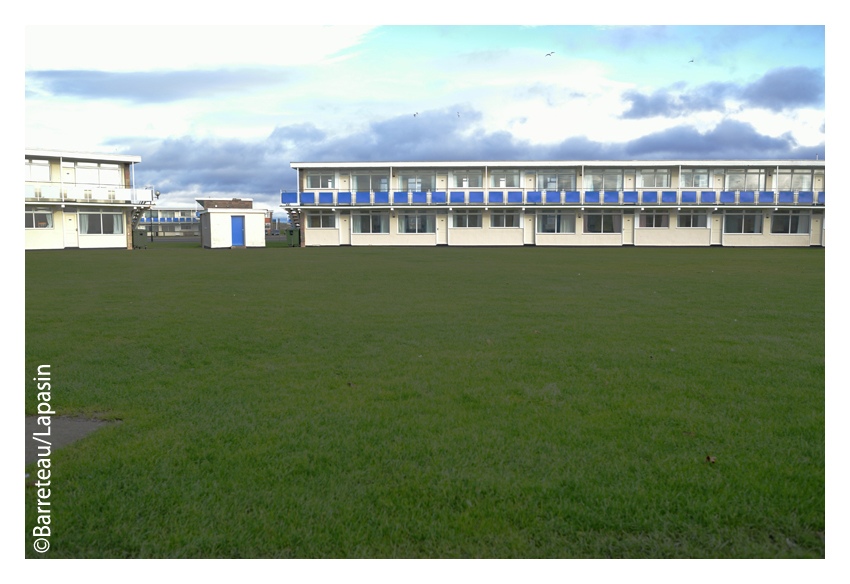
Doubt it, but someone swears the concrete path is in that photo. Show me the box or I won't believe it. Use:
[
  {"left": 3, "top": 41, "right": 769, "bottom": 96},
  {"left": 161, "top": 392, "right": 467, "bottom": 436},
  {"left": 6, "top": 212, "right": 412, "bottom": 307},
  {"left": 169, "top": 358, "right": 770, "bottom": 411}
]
[{"left": 25, "top": 416, "right": 118, "bottom": 465}]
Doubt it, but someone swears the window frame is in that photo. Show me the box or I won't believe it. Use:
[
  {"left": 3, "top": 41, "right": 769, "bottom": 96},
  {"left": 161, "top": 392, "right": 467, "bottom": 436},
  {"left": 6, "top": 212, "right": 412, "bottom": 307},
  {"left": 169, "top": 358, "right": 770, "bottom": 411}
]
[
  {"left": 353, "top": 172, "right": 389, "bottom": 192},
  {"left": 398, "top": 171, "right": 437, "bottom": 193},
  {"left": 25, "top": 159, "right": 51, "bottom": 182},
  {"left": 307, "top": 210, "right": 336, "bottom": 229},
  {"left": 452, "top": 210, "right": 483, "bottom": 228},
  {"left": 452, "top": 170, "right": 483, "bottom": 189},
  {"left": 639, "top": 169, "right": 670, "bottom": 189},
  {"left": 637, "top": 209, "right": 669, "bottom": 228},
  {"left": 724, "top": 168, "right": 765, "bottom": 191},
  {"left": 584, "top": 169, "right": 623, "bottom": 191},
  {"left": 770, "top": 210, "right": 811, "bottom": 235},
  {"left": 25, "top": 208, "right": 54, "bottom": 229},
  {"left": 398, "top": 210, "right": 436, "bottom": 234},
  {"left": 723, "top": 210, "right": 764, "bottom": 234},
  {"left": 489, "top": 169, "right": 520, "bottom": 189},
  {"left": 676, "top": 210, "right": 708, "bottom": 228},
  {"left": 776, "top": 169, "right": 813, "bottom": 191},
  {"left": 490, "top": 209, "right": 521, "bottom": 228},
  {"left": 353, "top": 210, "right": 390, "bottom": 234},
  {"left": 306, "top": 172, "right": 335, "bottom": 189},
  {"left": 78, "top": 209, "right": 125, "bottom": 235},
  {"left": 680, "top": 168, "right": 709, "bottom": 188},
  {"left": 536, "top": 211, "right": 577, "bottom": 234},
  {"left": 583, "top": 210, "right": 622, "bottom": 234}
]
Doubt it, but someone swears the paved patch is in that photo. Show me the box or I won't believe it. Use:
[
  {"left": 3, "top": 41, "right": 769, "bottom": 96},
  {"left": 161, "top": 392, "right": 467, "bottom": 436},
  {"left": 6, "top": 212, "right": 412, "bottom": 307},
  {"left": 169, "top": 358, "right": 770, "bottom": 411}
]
[{"left": 25, "top": 416, "right": 119, "bottom": 465}]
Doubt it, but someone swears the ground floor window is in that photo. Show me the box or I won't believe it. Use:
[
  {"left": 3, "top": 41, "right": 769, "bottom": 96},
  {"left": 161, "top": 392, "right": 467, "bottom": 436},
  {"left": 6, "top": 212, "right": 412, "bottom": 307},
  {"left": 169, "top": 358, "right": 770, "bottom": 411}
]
[
  {"left": 453, "top": 210, "right": 482, "bottom": 228},
  {"left": 25, "top": 209, "right": 54, "bottom": 229},
  {"left": 677, "top": 210, "right": 708, "bottom": 228},
  {"left": 724, "top": 210, "right": 763, "bottom": 234},
  {"left": 354, "top": 211, "right": 389, "bottom": 233},
  {"left": 399, "top": 211, "right": 436, "bottom": 233},
  {"left": 771, "top": 210, "right": 810, "bottom": 234},
  {"left": 490, "top": 210, "right": 520, "bottom": 228},
  {"left": 307, "top": 211, "right": 336, "bottom": 228},
  {"left": 584, "top": 210, "right": 622, "bottom": 234},
  {"left": 80, "top": 211, "right": 124, "bottom": 234},
  {"left": 638, "top": 210, "right": 669, "bottom": 228},
  {"left": 537, "top": 211, "right": 576, "bottom": 233}
]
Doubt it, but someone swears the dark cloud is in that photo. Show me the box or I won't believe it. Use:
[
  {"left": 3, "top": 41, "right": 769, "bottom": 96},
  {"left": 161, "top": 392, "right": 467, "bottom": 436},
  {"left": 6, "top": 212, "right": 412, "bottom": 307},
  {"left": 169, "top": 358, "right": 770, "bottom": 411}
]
[
  {"left": 105, "top": 108, "right": 824, "bottom": 208},
  {"left": 26, "top": 68, "right": 298, "bottom": 103},
  {"left": 620, "top": 67, "right": 824, "bottom": 118}
]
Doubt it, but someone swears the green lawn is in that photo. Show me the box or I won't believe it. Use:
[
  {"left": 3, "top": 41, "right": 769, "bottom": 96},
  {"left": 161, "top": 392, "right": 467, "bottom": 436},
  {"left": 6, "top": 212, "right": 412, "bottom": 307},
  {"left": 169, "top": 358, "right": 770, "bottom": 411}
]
[{"left": 25, "top": 244, "right": 825, "bottom": 558}]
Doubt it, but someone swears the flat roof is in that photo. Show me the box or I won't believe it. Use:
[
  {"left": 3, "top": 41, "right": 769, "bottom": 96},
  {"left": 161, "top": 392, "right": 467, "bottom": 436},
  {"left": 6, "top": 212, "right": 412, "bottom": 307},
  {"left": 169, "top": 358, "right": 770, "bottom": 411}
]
[
  {"left": 26, "top": 148, "right": 142, "bottom": 164},
  {"left": 291, "top": 160, "right": 826, "bottom": 169}
]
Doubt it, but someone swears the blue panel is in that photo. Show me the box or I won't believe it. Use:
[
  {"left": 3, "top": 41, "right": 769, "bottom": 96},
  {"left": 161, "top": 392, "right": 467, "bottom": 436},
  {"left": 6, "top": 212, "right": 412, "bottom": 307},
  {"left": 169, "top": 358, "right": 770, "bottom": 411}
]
[
  {"left": 604, "top": 191, "right": 620, "bottom": 204},
  {"left": 564, "top": 191, "right": 581, "bottom": 203},
  {"left": 681, "top": 191, "right": 697, "bottom": 203},
  {"left": 281, "top": 192, "right": 298, "bottom": 204},
  {"left": 641, "top": 191, "right": 657, "bottom": 204},
  {"left": 818, "top": 191, "right": 825, "bottom": 204},
  {"left": 700, "top": 191, "right": 716, "bottom": 204},
  {"left": 488, "top": 191, "right": 504, "bottom": 203},
  {"left": 412, "top": 192, "right": 427, "bottom": 204},
  {"left": 798, "top": 191, "right": 813, "bottom": 204},
  {"left": 527, "top": 191, "right": 542, "bottom": 203},
  {"left": 301, "top": 192, "right": 316, "bottom": 205},
  {"left": 545, "top": 192, "right": 561, "bottom": 204},
  {"left": 355, "top": 192, "right": 371, "bottom": 204},
  {"left": 231, "top": 216, "right": 245, "bottom": 246},
  {"left": 507, "top": 191, "right": 523, "bottom": 203},
  {"left": 450, "top": 191, "right": 466, "bottom": 204},
  {"left": 394, "top": 192, "right": 409, "bottom": 204},
  {"left": 758, "top": 191, "right": 773, "bottom": 205},
  {"left": 738, "top": 191, "right": 755, "bottom": 203},
  {"left": 374, "top": 192, "right": 389, "bottom": 204},
  {"left": 720, "top": 191, "right": 736, "bottom": 203},
  {"left": 778, "top": 191, "right": 794, "bottom": 203},
  {"left": 431, "top": 191, "right": 447, "bottom": 204},
  {"left": 319, "top": 192, "right": 334, "bottom": 204},
  {"left": 469, "top": 191, "right": 484, "bottom": 204},
  {"left": 584, "top": 191, "right": 600, "bottom": 203},
  {"left": 337, "top": 192, "right": 352, "bottom": 204},
  {"left": 661, "top": 191, "right": 677, "bottom": 203}
]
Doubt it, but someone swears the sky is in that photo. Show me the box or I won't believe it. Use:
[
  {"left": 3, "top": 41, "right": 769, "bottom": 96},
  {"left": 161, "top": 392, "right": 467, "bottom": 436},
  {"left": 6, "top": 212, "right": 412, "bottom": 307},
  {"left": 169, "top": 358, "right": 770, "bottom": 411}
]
[{"left": 25, "top": 22, "right": 825, "bottom": 213}]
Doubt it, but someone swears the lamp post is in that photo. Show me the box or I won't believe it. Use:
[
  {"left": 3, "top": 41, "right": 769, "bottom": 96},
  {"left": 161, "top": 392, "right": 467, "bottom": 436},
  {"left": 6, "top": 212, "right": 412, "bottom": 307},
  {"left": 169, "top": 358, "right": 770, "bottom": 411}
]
[{"left": 145, "top": 185, "right": 160, "bottom": 242}]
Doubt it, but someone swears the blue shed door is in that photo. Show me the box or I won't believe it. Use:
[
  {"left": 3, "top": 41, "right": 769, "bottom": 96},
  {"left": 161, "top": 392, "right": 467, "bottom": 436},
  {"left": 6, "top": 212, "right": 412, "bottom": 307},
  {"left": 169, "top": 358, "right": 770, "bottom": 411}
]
[{"left": 231, "top": 216, "right": 245, "bottom": 246}]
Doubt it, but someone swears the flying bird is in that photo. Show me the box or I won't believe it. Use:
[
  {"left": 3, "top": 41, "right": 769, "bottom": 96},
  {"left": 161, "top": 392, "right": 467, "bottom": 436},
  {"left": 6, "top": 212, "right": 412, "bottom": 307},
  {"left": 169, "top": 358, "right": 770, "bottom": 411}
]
[
  {"left": 546, "top": 52, "right": 554, "bottom": 57},
  {"left": 457, "top": 112, "right": 460, "bottom": 117},
  {"left": 414, "top": 112, "right": 418, "bottom": 117},
  {"left": 688, "top": 59, "right": 694, "bottom": 63}
]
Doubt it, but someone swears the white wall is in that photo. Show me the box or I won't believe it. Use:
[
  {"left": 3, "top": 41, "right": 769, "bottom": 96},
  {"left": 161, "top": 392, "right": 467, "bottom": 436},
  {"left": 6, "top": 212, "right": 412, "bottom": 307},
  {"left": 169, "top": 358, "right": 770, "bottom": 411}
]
[{"left": 25, "top": 208, "right": 65, "bottom": 250}]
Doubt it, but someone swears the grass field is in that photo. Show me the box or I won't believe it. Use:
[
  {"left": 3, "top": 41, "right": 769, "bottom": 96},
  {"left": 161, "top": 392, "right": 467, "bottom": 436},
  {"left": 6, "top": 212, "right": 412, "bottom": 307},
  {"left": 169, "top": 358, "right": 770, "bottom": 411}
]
[{"left": 25, "top": 243, "right": 825, "bottom": 558}]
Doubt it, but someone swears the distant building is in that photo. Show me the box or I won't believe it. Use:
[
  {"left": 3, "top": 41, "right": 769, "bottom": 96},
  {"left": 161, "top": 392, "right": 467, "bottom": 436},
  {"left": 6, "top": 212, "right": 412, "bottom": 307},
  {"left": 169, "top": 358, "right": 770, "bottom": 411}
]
[
  {"left": 284, "top": 160, "right": 825, "bottom": 247},
  {"left": 25, "top": 149, "right": 153, "bottom": 250},
  {"left": 139, "top": 207, "right": 200, "bottom": 236}
]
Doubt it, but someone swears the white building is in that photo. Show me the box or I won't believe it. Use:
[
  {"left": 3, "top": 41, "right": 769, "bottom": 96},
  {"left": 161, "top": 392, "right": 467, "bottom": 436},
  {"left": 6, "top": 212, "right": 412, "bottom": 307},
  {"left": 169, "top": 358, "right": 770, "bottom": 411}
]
[{"left": 197, "top": 198, "right": 266, "bottom": 249}]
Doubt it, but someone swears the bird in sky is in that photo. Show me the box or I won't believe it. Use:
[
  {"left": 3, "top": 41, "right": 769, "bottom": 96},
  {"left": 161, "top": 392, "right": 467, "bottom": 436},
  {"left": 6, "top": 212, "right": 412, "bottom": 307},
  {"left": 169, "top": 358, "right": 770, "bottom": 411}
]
[
  {"left": 457, "top": 112, "right": 460, "bottom": 117},
  {"left": 414, "top": 112, "right": 418, "bottom": 117},
  {"left": 689, "top": 59, "right": 694, "bottom": 63},
  {"left": 546, "top": 52, "right": 554, "bottom": 57}
]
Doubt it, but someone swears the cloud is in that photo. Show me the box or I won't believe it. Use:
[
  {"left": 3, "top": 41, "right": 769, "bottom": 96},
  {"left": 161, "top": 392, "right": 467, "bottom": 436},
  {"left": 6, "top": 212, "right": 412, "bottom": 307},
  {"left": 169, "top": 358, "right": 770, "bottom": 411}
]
[
  {"left": 26, "top": 68, "right": 298, "bottom": 103},
  {"left": 620, "top": 67, "right": 824, "bottom": 118},
  {"left": 105, "top": 108, "right": 823, "bottom": 210}
]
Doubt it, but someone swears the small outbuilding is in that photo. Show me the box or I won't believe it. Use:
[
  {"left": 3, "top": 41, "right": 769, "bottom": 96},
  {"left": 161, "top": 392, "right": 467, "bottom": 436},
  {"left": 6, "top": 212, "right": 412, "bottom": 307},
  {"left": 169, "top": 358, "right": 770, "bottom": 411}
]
[{"left": 197, "top": 198, "right": 266, "bottom": 249}]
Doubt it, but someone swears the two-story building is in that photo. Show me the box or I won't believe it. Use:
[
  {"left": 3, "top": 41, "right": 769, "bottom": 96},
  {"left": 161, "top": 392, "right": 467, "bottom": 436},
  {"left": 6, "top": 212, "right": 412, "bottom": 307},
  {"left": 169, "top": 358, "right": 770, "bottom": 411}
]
[
  {"left": 284, "top": 160, "right": 825, "bottom": 247},
  {"left": 139, "top": 207, "right": 201, "bottom": 237},
  {"left": 25, "top": 149, "right": 154, "bottom": 250}
]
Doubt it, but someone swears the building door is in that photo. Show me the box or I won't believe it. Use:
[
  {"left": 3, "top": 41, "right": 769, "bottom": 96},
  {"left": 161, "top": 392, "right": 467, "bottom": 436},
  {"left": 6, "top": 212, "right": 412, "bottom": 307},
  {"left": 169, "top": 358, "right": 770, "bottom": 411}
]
[
  {"left": 810, "top": 214, "right": 823, "bottom": 246},
  {"left": 339, "top": 213, "right": 350, "bottom": 245},
  {"left": 436, "top": 213, "right": 448, "bottom": 244},
  {"left": 64, "top": 212, "right": 78, "bottom": 248},
  {"left": 710, "top": 213, "right": 722, "bottom": 245},
  {"left": 231, "top": 216, "right": 245, "bottom": 246},
  {"left": 622, "top": 213, "right": 634, "bottom": 244},
  {"left": 523, "top": 212, "right": 535, "bottom": 244}
]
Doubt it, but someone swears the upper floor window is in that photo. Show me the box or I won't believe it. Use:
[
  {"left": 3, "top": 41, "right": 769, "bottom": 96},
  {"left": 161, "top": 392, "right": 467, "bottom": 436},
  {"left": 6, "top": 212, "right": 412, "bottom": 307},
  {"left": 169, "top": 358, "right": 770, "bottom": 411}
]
[
  {"left": 306, "top": 172, "right": 334, "bottom": 189},
  {"left": 777, "top": 169, "right": 813, "bottom": 191},
  {"left": 25, "top": 159, "right": 51, "bottom": 182},
  {"left": 452, "top": 170, "right": 483, "bottom": 188},
  {"left": 725, "top": 169, "right": 765, "bottom": 191},
  {"left": 398, "top": 171, "right": 436, "bottom": 192},
  {"left": 352, "top": 172, "right": 389, "bottom": 192},
  {"left": 680, "top": 169, "right": 709, "bottom": 188},
  {"left": 585, "top": 169, "right": 623, "bottom": 191},
  {"left": 489, "top": 170, "right": 520, "bottom": 188},
  {"left": 638, "top": 169, "right": 669, "bottom": 188},
  {"left": 539, "top": 171, "right": 576, "bottom": 191}
]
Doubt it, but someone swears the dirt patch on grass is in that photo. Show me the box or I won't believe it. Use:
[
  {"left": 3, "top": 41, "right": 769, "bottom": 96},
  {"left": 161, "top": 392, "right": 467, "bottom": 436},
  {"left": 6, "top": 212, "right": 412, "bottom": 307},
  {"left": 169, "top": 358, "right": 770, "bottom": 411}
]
[{"left": 25, "top": 416, "right": 121, "bottom": 465}]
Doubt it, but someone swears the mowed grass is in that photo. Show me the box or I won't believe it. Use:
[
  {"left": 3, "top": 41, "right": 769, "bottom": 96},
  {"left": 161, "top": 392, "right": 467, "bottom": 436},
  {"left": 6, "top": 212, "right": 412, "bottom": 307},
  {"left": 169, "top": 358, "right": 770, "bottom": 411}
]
[{"left": 25, "top": 243, "right": 824, "bottom": 558}]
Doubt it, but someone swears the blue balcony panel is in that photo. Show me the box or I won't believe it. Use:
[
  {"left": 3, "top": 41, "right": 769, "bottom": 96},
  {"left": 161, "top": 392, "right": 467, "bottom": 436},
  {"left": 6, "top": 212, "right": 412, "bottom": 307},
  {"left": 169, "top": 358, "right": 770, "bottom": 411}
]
[
  {"left": 301, "top": 192, "right": 316, "bottom": 205},
  {"left": 507, "top": 191, "right": 523, "bottom": 204},
  {"left": 584, "top": 191, "right": 600, "bottom": 204},
  {"left": 449, "top": 191, "right": 465, "bottom": 204},
  {"left": 719, "top": 191, "right": 736, "bottom": 204},
  {"left": 641, "top": 191, "right": 657, "bottom": 204},
  {"left": 412, "top": 192, "right": 427, "bottom": 204},
  {"left": 431, "top": 191, "right": 447, "bottom": 204},
  {"left": 564, "top": 191, "right": 581, "bottom": 203},
  {"left": 738, "top": 191, "right": 755, "bottom": 204},
  {"left": 603, "top": 191, "right": 620, "bottom": 204},
  {"left": 355, "top": 192, "right": 371, "bottom": 204},
  {"left": 661, "top": 191, "right": 677, "bottom": 204},
  {"left": 700, "top": 191, "right": 716, "bottom": 204},
  {"left": 527, "top": 191, "right": 542, "bottom": 204},
  {"left": 757, "top": 191, "right": 773, "bottom": 205},
  {"left": 374, "top": 192, "right": 389, "bottom": 204},
  {"left": 319, "top": 192, "right": 334, "bottom": 205},
  {"left": 818, "top": 191, "right": 825, "bottom": 205},
  {"left": 281, "top": 192, "right": 298, "bottom": 204},
  {"left": 394, "top": 192, "right": 409, "bottom": 204},
  {"left": 469, "top": 191, "right": 484, "bottom": 204},
  {"left": 798, "top": 191, "right": 813, "bottom": 204},
  {"left": 488, "top": 191, "right": 504, "bottom": 204},
  {"left": 778, "top": 191, "right": 794, "bottom": 203},
  {"left": 337, "top": 192, "right": 352, "bottom": 204},
  {"left": 681, "top": 191, "right": 697, "bottom": 204}
]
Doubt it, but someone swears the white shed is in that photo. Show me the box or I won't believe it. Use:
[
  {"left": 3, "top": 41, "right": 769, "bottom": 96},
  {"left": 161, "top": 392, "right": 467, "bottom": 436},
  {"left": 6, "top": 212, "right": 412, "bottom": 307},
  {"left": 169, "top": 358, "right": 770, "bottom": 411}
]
[{"left": 196, "top": 198, "right": 266, "bottom": 249}]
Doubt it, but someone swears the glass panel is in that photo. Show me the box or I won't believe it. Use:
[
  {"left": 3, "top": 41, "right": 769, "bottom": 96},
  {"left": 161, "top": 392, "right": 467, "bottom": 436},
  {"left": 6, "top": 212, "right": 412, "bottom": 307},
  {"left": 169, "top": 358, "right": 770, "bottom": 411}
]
[
  {"left": 603, "top": 171, "right": 622, "bottom": 190},
  {"left": 726, "top": 171, "right": 745, "bottom": 190},
  {"left": 777, "top": 171, "right": 792, "bottom": 190},
  {"left": 724, "top": 214, "right": 742, "bottom": 233},
  {"left": 468, "top": 213, "right": 481, "bottom": 228},
  {"left": 82, "top": 214, "right": 102, "bottom": 234},
  {"left": 308, "top": 214, "right": 321, "bottom": 228},
  {"left": 558, "top": 174, "right": 576, "bottom": 190},
  {"left": 745, "top": 173, "right": 761, "bottom": 190},
  {"left": 373, "top": 175, "right": 389, "bottom": 192},
  {"left": 559, "top": 214, "right": 576, "bottom": 233},
  {"left": 538, "top": 214, "right": 556, "bottom": 233},
  {"left": 791, "top": 171, "right": 812, "bottom": 190},
  {"left": 586, "top": 173, "right": 603, "bottom": 190},
  {"left": 25, "top": 213, "right": 34, "bottom": 228},
  {"left": 795, "top": 214, "right": 810, "bottom": 234},
  {"left": 771, "top": 214, "right": 790, "bottom": 234}
]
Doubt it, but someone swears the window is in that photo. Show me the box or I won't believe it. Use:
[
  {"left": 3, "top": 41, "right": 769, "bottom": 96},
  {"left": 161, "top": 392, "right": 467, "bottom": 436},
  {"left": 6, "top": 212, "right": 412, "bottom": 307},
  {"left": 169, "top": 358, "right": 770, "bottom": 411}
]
[
  {"left": 353, "top": 211, "right": 389, "bottom": 233},
  {"left": 725, "top": 169, "right": 764, "bottom": 191},
  {"left": 306, "top": 172, "right": 334, "bottom": 189},
  {"left": 307, "top": 211, "right": 336, "bottom": 228},
  {"left": 639, "top": 169, "right": 669, "bottom": 188},
  {"left": 680, "top": 169, "right": 709, "bottom": 188},
  {"left": 538, "top": 171, "right": 577, "bottom": 191},
  {"left": 398, "top": 210, "right": 435, "bottom": 233},
  {"left": 399, "top": 171, "right": 436, "bottom": 192},
  {"left": 724, "top": 210, "right": 763, "bottom": 234},
  {"left": 25, "top": 159, "right": 50, "bottom": 182},
  {"left": 98, "top": 164, "right": 122, "bottom": 186},
  {"left": 489, "top": 170, "right": 520, "bottom": 188},
  {"left": 638, "top": 210, "right": 669, "bottom": 228},
  {"left": 25, "top": 209, "right": 54, "bottom": 229},
  {"left": 352, "top": 172, "right": 389, "bottom": 192},
  {"left": 677, "top": 210, "right": 708, "bottom": 228},
  {"left": 584, "top": 210, "right": 622, "bottom": 233},
  {"left": 452, "top": 170, "right": 483, "bottom": 188},
  {"left": 490, "top": 210, "right": 520, "bottom": 228},
  {"left": 585, "top": 169, "right": 623, "bottom": 191},
  {"left": 75, "top": 163, "right": 100, "bottom": 186},
  {"left": 777, "top": 169, "right": 813, "bottom": 191},
  {"left": 79, "top": 211, "right": 124, "bottom": 234},
  {"left": 537, "top": 211, "right": 576, "bottom": 233},
  {"left": 453, "top": 210, "right": 482, "bottom": 228},
  {"left": 771, "top": 210, "right": 810, "bottom": 234}
]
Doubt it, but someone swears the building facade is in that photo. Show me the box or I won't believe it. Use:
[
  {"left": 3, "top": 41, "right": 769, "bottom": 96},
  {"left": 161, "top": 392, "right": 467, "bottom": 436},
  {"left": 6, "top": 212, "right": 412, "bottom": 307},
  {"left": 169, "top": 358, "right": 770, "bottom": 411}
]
[
  {"left": 139, "top": 207, "right": 201, "bottom": 236},
  {"left": 25, "top": 149, "right": 154, "bottom": 250},
  {"left": 284, "top": 160, "right": 825, "bottom": 247}
]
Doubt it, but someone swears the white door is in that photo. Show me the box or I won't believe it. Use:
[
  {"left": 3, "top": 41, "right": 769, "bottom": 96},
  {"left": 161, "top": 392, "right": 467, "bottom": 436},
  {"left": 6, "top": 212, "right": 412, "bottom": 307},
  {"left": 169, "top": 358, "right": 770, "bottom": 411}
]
[
  {"left": 339, "top": 214, "right": 350, "bottom": 245},
  {"left": 810, "top": 215, "right": 823, "bottom": 246},
  {"left": 64, "top": 212, "right": 79, "bottom": 247},
  {"left": 523, "top": 212, "right": 535, "bottom": 244},
  {"left": 437, "top": 214, "right": 448, "bottom": 244},
  {"left": 710, "top": 213, "right": 722, "bottom": 245},
  {"left": 623, "top": 214, "right": 634, "bottom": 244}
]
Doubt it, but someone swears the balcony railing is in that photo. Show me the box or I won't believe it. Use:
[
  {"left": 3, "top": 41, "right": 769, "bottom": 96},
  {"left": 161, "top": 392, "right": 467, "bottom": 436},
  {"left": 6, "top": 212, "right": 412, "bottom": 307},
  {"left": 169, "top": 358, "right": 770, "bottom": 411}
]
[{"left": 25, "top": 181, "right": 153, "bottom": 203}]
